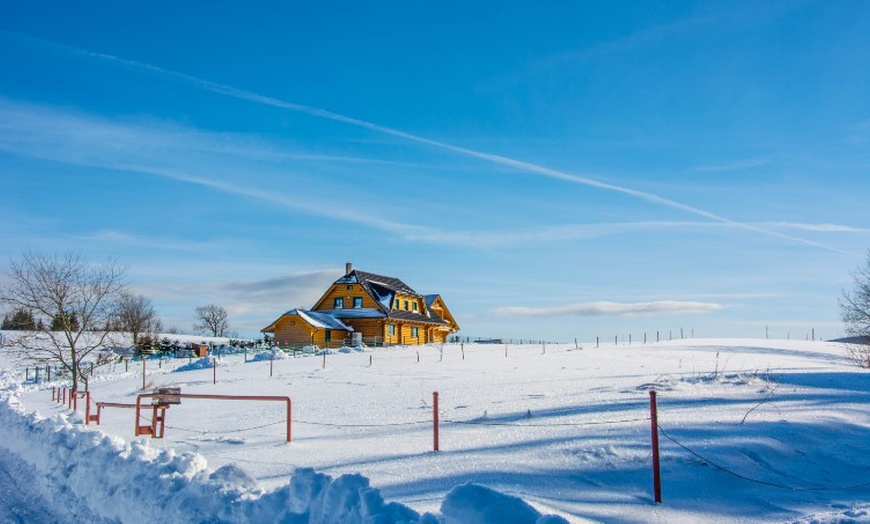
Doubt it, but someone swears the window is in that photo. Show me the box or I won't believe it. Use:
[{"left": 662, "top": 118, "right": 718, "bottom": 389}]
[
  {"left": 353, "top": 297, "right": 363, "bottom": 309},
  {"left": 411, "top": 326, "right": 419, "bottom": 338},
  {"left": 334, "top": 297, "right": 344, "bottom": 309},
  {"left": 388, "top": 324, "right": 396, "bottom": 336},
  {"left": 412, "top": 302, "right": 418, "bottom": 312},
  {"left": 346, "top": 285, "right": 354, "bottom": 290},
  {"left": 404, "top": 300, "right": 409, "bottom": 310}
]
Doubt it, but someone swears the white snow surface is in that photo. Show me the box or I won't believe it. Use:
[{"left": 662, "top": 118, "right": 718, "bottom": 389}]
[{"left": 2, "top": 337, "right": 870, "bottom": 523}]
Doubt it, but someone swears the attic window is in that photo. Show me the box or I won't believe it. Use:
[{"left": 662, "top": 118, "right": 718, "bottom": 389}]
[
  {"left": 412, "top": 302, "right": 418, "bottom": 312},
  {"left": 353, "top": 297, "right": 363, "bottom": 308},
  {"left": 404, "top": 300, "right": 409, "bottom": 310},
  {"left": 347, "top": 285, "right": 353, "bottom": 290},
  {"left": 334, "top": 297, "right": 344, "bottom": 309}
]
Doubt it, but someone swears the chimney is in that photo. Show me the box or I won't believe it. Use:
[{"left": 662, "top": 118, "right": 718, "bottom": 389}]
[{"left": 345, "top": 262, "right": 353, "bottom": 275}]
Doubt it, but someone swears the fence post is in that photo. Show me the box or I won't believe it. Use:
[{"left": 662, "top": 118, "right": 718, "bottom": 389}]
[
  {"left": 270, "top": 353, "right": 274, "bottom": 377},
  {"left": 322, "top": 352, "right": 326, "bottom": 370},
  {"left": 461, "top": 343, "right": 465, "bottom": 360},
  {"left": 649, "top": 390, "right": 662, "bottom": 504},
  {"left": 596, "top": 336, "right": 599, "bottom": 348},
  {"left": 287, "top": 397, "right": 293, "bottom": 443},
  {"left": 213, "top": 356, "right": 217, "bottom": 384},
  {"left": 433, "top": 391, "right": 440, "bottom": 452},
  {"left": 85, "top": 391, "right": 91, "bottom": 425}
]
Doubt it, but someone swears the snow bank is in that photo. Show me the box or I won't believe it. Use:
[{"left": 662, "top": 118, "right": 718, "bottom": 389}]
[
  {"left": 249, "top": 348, "right": 289, "bottom": 362},
  {"left": 0, "top": 394, "right": 568, "bottom": 523},
  {"left": 173, "top": 357, "right": 216, "bottom": 372}
]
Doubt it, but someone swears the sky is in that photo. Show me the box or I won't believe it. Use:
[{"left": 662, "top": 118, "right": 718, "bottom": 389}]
[{"left": 1, "top": 1, "right": 869, "bottom": 341}]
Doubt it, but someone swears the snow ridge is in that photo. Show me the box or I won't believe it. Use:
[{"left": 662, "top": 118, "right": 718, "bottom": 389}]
[{"left": 0, "top": 393, "right": 567, "bottom": 523}]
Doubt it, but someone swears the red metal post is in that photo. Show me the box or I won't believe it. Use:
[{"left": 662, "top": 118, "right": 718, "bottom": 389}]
[
  {"left": 85, "top": 391, "right": 91, "bottom": 424},
  {"left": 62, "top": 387, "right": 66, "bottom": 405},
  {"left": 433, "top": 391, "right": 440, "bottom": 452},
  {"left": 52, "top": 387, "right": 56, "bottom": 402},
  {"left": 650, "top": 390, "right": 662, "bottom": 504},
  {"left": 287, "top": 397, "right": 293, "bottom": 442}
]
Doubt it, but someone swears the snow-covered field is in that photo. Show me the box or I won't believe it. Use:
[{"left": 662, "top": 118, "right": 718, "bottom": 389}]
[{"left": 2, "top": 336, "right": 869, "bottom": 523}]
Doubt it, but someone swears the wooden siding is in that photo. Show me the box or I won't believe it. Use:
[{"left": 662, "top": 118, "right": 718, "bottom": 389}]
[
  {"left": 313, "top": 284, "right": 381, "bottom": 311},
  {"left": 272, "top": 315, "right": 316, "bottom": 346}
]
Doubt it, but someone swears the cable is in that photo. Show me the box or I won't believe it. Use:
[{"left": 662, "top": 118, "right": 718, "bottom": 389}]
[
  {"left": 165, "top": 419, "right": 285, "bottom": 434},
  {"left": 294, "top": 419, "right": 430, "bottom": 428},
  {"left": 446, "top": 416, "right": 650, "bottom": 428},
  {"left": 658, "top": 425, "right": 870, "bottom": 492}
]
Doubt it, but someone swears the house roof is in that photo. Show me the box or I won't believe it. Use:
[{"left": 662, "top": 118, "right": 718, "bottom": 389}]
[
  {"left": 318, "top": 308, "right": 387, "bottom": 320},
  {"left": 261, "top": 309, "right": 353, "bottom": 333},
  {"left": 424, "top": 294, "right": 440, "bottom": 307},
  {"left": 389, "top": 310, "right": 449, "bottom": 326},
  {"left": 334, "top": 269, "right": 421, "bottom": 315}
]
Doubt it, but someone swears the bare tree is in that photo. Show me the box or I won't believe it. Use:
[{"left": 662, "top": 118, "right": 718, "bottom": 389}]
[
  {"left": 0, "top": 252, "right": 127, "bottom": 390},
  {"left": 841, "top": 253, "right": 870, "bottom": 337},
  {"left": 115, "top": 292, "right": 161, "bottom": 345},
  {"left": 194, "top": 303, "right": 229, "bottom": 337},
  {"left": 840, "top": 251, "right": 870, "bottom": 367}
]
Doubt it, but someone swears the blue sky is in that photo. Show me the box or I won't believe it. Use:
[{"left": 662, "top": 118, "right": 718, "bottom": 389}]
[{"left": 1, "top": 1, "right": 869, "bottom": 341}]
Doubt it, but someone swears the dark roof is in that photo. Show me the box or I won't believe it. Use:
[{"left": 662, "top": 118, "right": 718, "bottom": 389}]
[
  {"left": 330, "top": 269, "right": 450, "bottom": 327},
  {"left": 334, "top": 270, "right": 420, "bottom": 315},
  {"left": 389, "top": 310, "right": 449, "bottom": 326},
  {"left": 319, "top": 308, "right": 387, "bottom": 320}
]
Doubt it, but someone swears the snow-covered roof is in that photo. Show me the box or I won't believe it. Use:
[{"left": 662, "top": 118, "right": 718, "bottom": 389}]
[
  {"left": 320, "top": 308, "right": 387, "bottom": 320},
  {"left": 296, "top": 310, "right": 353, "bottom": 331},
  {"left": 261, "top": 309, "right": 352, "bottom": 333}
]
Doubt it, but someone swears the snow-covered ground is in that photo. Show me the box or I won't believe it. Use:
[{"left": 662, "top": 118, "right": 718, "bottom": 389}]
[{"left": 2, "top": 336, "right": 869, "bottom": 523}]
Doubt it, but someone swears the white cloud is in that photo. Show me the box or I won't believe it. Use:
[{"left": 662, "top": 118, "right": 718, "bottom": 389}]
[
  {"left": 493, "top": 301, "right": 724, "bottom": 318},
  {"left": 764, "top": 222, "right": 870, "bottom": 234}
]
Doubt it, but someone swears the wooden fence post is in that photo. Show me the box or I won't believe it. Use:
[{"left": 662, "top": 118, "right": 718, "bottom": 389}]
[
  {"left": 433, "top": 391, "right": 440, "bottom": 452},
  {"left": 650, "top": 390, "right": 662, "bottom": 504}
]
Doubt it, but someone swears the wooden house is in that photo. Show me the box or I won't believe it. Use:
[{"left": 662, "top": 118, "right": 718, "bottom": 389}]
[{"left": 262, "top": 263, "right": 459, "bottom": 348}]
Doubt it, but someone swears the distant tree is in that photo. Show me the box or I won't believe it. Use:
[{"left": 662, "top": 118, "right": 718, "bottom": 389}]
[
  {"left": 1, "top": 307, "right": 42, "bottom": 330},
  {"left": 840, "top": 251, "right": 870, "bottom": 367},
  {"left": 115, "top": 292, "right": 161, "bottom": 345},
  {"left": 50, "top": 310, "right": 79, "bottom": 332},
  {"left": 194, "top": 303, "right": 229, "bottom": 337},
  {"left": 0, "top": 252, "right": 127, "bottom": 390}
]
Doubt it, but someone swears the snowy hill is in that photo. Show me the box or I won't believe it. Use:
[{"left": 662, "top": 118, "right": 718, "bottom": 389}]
[{"left": 2, "top": 338, "right": 869, "bottom": 523}]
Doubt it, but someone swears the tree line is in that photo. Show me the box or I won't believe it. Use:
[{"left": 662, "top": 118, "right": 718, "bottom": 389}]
[{"left": 0, "top": 251, "right": 235, "bottom": 390}]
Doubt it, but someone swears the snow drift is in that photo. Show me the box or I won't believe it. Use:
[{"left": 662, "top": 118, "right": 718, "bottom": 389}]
[{"left": 0, "top": 393, "right": 567, "bottom": 523}]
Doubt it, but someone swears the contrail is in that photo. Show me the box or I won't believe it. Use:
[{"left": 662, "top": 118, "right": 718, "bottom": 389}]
[{"left": 1, "top": 30, "right": 846, "bottom": 254}]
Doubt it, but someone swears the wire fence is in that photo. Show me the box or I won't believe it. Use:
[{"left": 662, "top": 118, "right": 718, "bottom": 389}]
[{"left": 47, "top": 356, "right": 870, "bottom": 503}]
